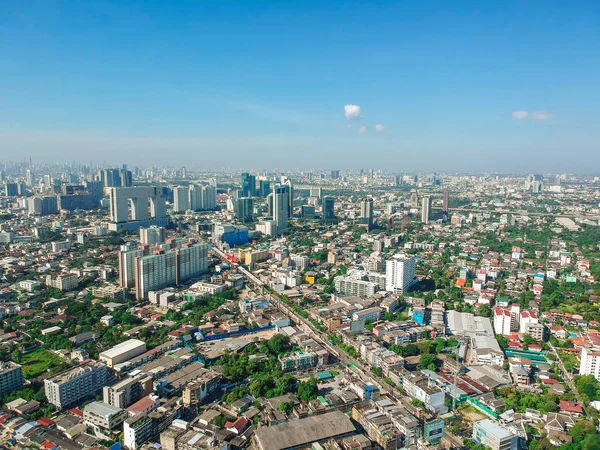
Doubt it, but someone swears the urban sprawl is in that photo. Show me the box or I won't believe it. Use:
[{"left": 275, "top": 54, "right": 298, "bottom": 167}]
[{"left": 0, "top": 165, "right": 599, "bottom": 450}]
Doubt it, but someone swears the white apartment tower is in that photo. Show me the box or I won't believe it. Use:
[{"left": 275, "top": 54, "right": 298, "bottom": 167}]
[
  {"left": 385, "top": 255, "right": 416, "bottom": 294},
  {"left": 173, "top": 186, "right": 190, "bottom": 212}
]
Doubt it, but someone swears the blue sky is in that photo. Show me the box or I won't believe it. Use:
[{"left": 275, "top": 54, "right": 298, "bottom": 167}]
[{"left": 0, "top": 1, "right": 599, "bottom": 172}]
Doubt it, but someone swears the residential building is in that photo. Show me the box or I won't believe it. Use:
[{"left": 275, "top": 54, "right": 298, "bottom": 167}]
[
  {"left": 0, "top": 362, "right": 24, "bottom": 398},
  {"left": 386, "top": 254, "right": 416, "bottom": 294},
  {"left": 140, "top": 226, "right": 166, "bottom": 245},
  {"left": 44, "top": 361, "right": 108, "bottom": 409},
  {"left": 84, "top": 401, "right": 127, "bottom": 436},
  {"left": 580, "top": 347, "right": 600, "bottom": 380},
  {"left": 421, "top": 195, "right": 431, "bottom": 224}
]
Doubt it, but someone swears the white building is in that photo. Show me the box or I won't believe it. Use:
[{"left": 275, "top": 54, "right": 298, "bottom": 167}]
[
  {"left": 472, "top": 419, "right": 517, "bottom": 450},
  {"left": 19, "top": 280, "right": 40, "bottom": 292},
  {"left": 140, "top": 226, "right": 166, "bottom": 245},
  {"left": 580, "top": 347, "right": 600, "bottom": 380},
  {"left": 493, "top": 307, "right": 511, "bottom": 336},
  {"left": 84, "top": 401, "right": 127, "bottom": 437},
  {"left": 44, "top": 361, "right": 108, "bottom": 409},
  {"left": 385, "top": 255, "right": 416, "bottom": 294},
  {"left": 519, "top": 310, "right": 539, "bottom": 334},
  {"left": 173, "top": 186, "right": 190, "bottom": 212},
  {"left": 99, "top": 339, "right": 147, "bottom": 368}
]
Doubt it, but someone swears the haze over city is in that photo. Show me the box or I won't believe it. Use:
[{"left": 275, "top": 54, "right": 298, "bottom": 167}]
[{"left": 1, "top": 1, "right": 599, "bottom": 172}]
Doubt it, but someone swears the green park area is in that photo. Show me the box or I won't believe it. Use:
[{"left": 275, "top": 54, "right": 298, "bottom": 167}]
[{"left": 21, "top": 349, "right": 64, "bottom": 378}]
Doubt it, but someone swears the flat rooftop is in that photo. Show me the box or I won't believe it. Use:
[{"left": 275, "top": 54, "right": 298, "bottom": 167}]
[
  {"left": 253, "top": 410, "right": 355, "bottom": 450},
  {"left": 99, "top": 339, "right": 146, "bottom": 359}
]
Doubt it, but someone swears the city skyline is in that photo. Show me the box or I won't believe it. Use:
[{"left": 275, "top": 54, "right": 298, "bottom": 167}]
[{"left": 1, "top": 2, "right": 599, "bottom": 172}]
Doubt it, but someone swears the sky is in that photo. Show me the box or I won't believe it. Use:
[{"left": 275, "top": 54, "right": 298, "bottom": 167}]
[{"left": 0, "top": 1, "right": 599, "bottom": 172}]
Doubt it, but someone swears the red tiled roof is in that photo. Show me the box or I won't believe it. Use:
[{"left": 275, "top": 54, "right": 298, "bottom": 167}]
[
  {"left": 560, "top": 400, "right": 584, "bottom": 414},
  {"left": 37, "top": 418, "right": 55, "bottom": 427}
]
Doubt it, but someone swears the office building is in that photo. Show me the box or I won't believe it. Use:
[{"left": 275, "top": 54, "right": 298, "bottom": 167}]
[
  {"left": 236, "top": 197, "right": 254, "bottom": 223},
  {"left": 44, "top": 361, "right": 108, "bottom": 409},
  {"left": 421, "top": 195, "right": 432, "bottom": 224},
  {"left": 241, "top": 173, "right": 256, "bottom": 197},
  {"left": 385, "top": 255, "right": 416, "bottom": 294},
  {"left": 323, "top": 197, "right": 335, "bottom": 220},
  {"left": 140, "top": 226, "right": 166, "bottom": 245},
  {"left": 100, "top": 339, "right": 147, "bottom": 368},
  {"left": 181, "top": 372, "right": 222, "bottom": 407},
  {"left": 360, "top": 198, "right": 374, "bottom": 230},
  {"left": 173, "top": 186, "right": 189, "bottom": 212},
  {"left": 0, "top": 362, "right": 24, "bottom": 398},
  {"left": 258, "top": 179, "right": 271, "bottom": 197},
  {"left": 330, "top": 170, "right": 340, "bottom": 179},
  {"left": 528, "top": 174, "right": 544, "bottom": 193},
  {"left": 273, "top": 184, "right": 291, "bottom": 235},
  {"left": 213, "top": 224, "right": 249, "bottom": 247},
  {"left": 108, "top": 186, "right": 168, "bottom": 231},
  {"left": 300, "top": 205, "right": 315, "bottom": 219},
  {"left": 472, "top": 419, "right": 517, "bottom": 450}
]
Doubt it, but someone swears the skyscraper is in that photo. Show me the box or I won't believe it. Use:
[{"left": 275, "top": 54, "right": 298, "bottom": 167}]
[
  {"left": 236, "top": 197, "right": 254, "bottom": 224},
  {"left": 442, "top": 190, "right": 449, "bottom": 212},
  {"left": 25, "top": 169, "right": 34, "bottom": 187},
  {"left": 421, "top": 196, "right": 432, "bottom": 224},
  {"left": 330, "top": 170, "right": 340, "bottom": 179},
  {"left": 323, "top": 197, "right": 335, "bottom": 221},
  {"left": 273, "top": 184, "right": 290, "bottom": 235},
  {"left": 241, "top": 173, "right": 256, "bottom": 197},
  {"left": 360, "top": 199, "right": 374, "bottom": 230},
  {"left": 259, "top": 180, "right": 271, "bottom": 197}
]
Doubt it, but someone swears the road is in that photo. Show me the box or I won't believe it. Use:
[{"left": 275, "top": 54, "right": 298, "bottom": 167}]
[
  {"left": 212, "top": 247, "right": 468, "bottom": 447},
  {"left": 549, "top": 343, "right": 581, "bottom": 403}
]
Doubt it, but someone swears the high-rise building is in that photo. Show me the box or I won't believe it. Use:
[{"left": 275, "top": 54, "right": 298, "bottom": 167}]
[
  {"left": 103, "top": 376, "right": 151, "bottom": 409},
  {"left": 236, "top": 197, "right": 254, "bottom": 224},
  {"left": 173, "top": 186, "right": 190, "bottom": 212},
  {"left": 421, "top": 196, "right": 431, "bottom": 224},
  {"left": 134, "top": 243, "right": 210, "bottom": 299},
  {"left": 188, "top": 185, "right": 202, "bottom": 211},
  {"left": 385, "top": 255, "right": 416, "bottom": 294},
  {"left": 44, "top": 361, "right": 108, "bottom": 409},
  {"left": 25, "top": 169, "right": 34, "bottom": 187},
  {"left": 118, "top": 246, "right": 146, "bottom": 288},
  {"left": 108, "top": 186, "right": 168, "bottom": 228},
  {"left": 323, "top": 197, "right": 335, "bottom": 221},
  {"left": 181, "top": 166, "right": 187, "bottom": 179},
  {"left": 273, "top": 184, "right": 291, "bottom": 235},
  {"left": 201, "top": 185, "right": 216, "bottom": 210},
  {"left": 442, "top": 190, "right": 449, "bottom": 212},
  {"left": 140, "top": 226, "right": 166, "bottom": 245},
  {"left": 394, "top": 175, "right": 402, "bottom": 186},
  {"left": 360, "top": 199, "right": 374, "bottom": 230},
  {"left": 241, "top": 173, "right": 256, "bottom": 197},
  {"left": 528, "top": 174, "right": 544, "bottom": 193},
  {"left": 134, "top": 250, "right": 177, "bottom": 300},
  {"left": 259, "top": 180, "right": 271, "bottom": 197},
  {"left": 410, "top": 190, "right": 418, "bottom": 209},
  {"left": 0, "top": 362, "right": 24, "bottom": 398},
  {"left": 330, "top": 170, "right": 340, "bottom": 179}
]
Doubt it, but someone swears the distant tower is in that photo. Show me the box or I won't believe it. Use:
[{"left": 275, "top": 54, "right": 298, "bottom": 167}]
[
  {"left": 273, "top": 184, "right": 291, "bottom": 235},
  {"left": 360, "top": 199, "right": 374, "bottom": 231},
  {"left": 410, "top": 190, "right": 418, "bottom": 209},
  {"left": 421, "top": 196, "right": 431, "bottom": 224},
  {"left": 443, "top": 190, "right": 449, "bottom": 212}
]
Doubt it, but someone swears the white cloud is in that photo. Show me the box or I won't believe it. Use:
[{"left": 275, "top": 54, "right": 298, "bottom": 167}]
[
  {"left": 358, "top": 125, "right": 367, "bottom": 133},
  {"left": 532, "top": 111, "right": 555, "bottom": 120},
  {"left": 512, "top": 111, "right": 529, "bottom": 120},
  {"left": 375, "top": 124, "right": 384, "bottom": 132},
  {"left": 344, "top": 104, "right": 361, "bottom": 119}
]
